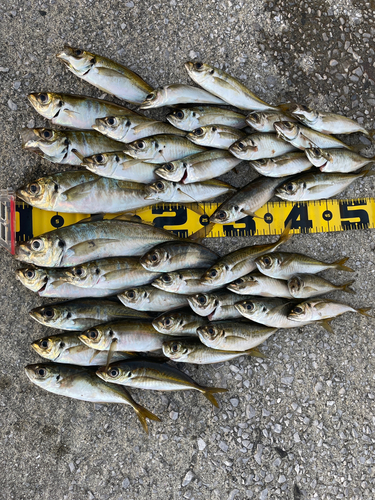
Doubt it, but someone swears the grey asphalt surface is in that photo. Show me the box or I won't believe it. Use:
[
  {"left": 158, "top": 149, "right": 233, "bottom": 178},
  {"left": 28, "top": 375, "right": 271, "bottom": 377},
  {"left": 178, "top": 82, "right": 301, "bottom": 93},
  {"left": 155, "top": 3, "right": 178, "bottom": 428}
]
[{"left": 1, "top": 1, "right": 375, "bottom": 499}]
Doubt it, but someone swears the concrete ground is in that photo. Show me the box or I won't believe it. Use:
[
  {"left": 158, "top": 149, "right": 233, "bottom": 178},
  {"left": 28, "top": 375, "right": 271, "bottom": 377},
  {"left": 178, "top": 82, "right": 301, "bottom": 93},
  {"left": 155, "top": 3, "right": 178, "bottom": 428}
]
[{"left": 1, "top": 0, "right": 375, "bottom": 499}]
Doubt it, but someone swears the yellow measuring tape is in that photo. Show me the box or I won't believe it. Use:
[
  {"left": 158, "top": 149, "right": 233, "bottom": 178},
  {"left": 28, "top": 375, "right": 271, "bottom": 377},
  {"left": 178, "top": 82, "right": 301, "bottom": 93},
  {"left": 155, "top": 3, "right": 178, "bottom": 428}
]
[{"left": 15, "top": 197, "right": 374, "bottom": 241}]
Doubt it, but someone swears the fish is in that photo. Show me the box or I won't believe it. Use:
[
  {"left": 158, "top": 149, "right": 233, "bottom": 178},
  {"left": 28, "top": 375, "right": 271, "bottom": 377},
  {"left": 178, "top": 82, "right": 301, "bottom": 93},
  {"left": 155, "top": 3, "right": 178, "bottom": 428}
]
[
  {"left": 291, "top": 104, "right": 372, "bottom": 137},
  {"left": 200, "top": 223, "right": 291, "bottom": 287},
  {"left": 305, "top": 147, "right": 375, "bottom": 173},
  {"left": 93, "top": 114, "right": 185, "bottom": 142},
  {"left": 58, "top": 257, "right": 161, "bottom": 290},
  {"left": 152, "top": 309, "right": 207, "bottom": 335},
  {"left": 139, "top": 84, "right": 227, "bottom": 108},
  {"left": 166, "top": 106, "right": 247, "bottom": 131},
  {"left": 235, "top": 297, "right": 312, "bottom": 329},
  {"left": 144, "top": 178, "right": 236, "bottom": 203},
  {"left": 118, "top": 286, "right": 189, "bottom": 312},
  {"left": 15, "top": 218, "right": 181, "bottom": 268},
  {"left": 154, "top": 150, "right": 241, "bottom": 184},
  {"left": 17, "top": 170, "right": 154, "bottom": 213},
  {"left": 79, "top": 320, "right": 171, "bottom": 352},
  {"left": 249, "top": 152, "right": 313, "bottom": 177},
  {"left": 96, "top": 360, "right": 227, "bottom": 407},
  {"left": 140, "top": 241, "right": 218, "bottom": 273},
  {"left": 25, "top": 364, "right": 160, "bottom": 433},
  {"left": 287, "top": 274, "right": 355, "bottom": 299},
  {"left": 229, "top": 133, "right": 296, "bottom": 161},
  {"left": 151, "top": 269, "right": 221, "bottom": 294},
  {"left": 81, "top": 152, "right": 159, "bottom": 183},
  {"left": 27, "top": 92, "right": 138, "bottom": 129},
  {"left": 187, "top": 290, "right": 255, "bottom": 320},
  {"left": 197, "top": 321, "right": 278, "bottom": 351},
  {"left": 123, "top": 134, "right": 206, "bottom": 164},
  {"left": 209, "top": 175, "right": 290, "bottom": 224},
  {"left": 255, "top": 252, "right": 353, "bottom": 280},
  {"left": 31, "top": 332, "right": 135, "bottom": 365},
  {"left": 186, "top": 125, "right": 246, "bottom": 149},
  {"left": 273, "top": 121, "right": 352, "bottom": 150},
  {"left": 246, "top": 110, "right": 297, "bottom": 133},
  {"left": 56, "top": 46, "right": 153, "bottom": 104},
  {"left": 184, "top": 61, "right": 278, "bottom": 111},
  {"left": 288, "top": 299, "right": 371, "bottom": 322},
  {"left": 16, "top": 266, "right": 124, "bottom": 298},
  {"left": 20, "top": 128, "right": 124, "bottom": 165},
  {"left": 275, "top": 170, "right": 371, "bottom": 202},
  {"left": 162, "top": 338, "right": 265, "bottom": 364},
  {"left": 29, "top": 298, "right": 153, "bottom": 331},
  {"left": 227, "top": 272, "right": 292, "bottom": 298}
]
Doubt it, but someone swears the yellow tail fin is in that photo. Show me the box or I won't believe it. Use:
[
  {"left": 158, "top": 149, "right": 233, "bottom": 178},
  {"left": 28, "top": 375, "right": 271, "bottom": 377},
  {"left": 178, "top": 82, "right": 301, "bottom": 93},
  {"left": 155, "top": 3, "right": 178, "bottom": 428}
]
[
  {"left": 356, "top": 307, "right": 372, "bottom": 318},
  {"left": 245, "top": 347, "right": 267, "bottom": 359},
  {"left": 134, "top": 403, "right": 161, "bottom": 434},
  {"left": 333, "top": 257, "right": 354, "bottom": 272},
  {"left": 340, "top": 280, "right": 356, "bottom": 294},
  {"left": 202, "top": 387, "right": 228, "bottom": 408}
]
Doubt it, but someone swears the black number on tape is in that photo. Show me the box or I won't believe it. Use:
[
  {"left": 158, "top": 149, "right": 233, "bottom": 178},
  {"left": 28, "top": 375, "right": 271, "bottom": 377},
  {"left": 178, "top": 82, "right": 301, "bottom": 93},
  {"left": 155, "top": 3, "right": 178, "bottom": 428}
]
[
  {"left": 152, "top": 205, "right": 188, "bottom": 238},
  {"left": 223, "top": 216, "right": 256, "bottom": 237},
  {"left": 340, "top": 200, "right": 369, "bottom": 229},
  {"left": 285, "top": 203, "right": 313, "bottom": 233}
]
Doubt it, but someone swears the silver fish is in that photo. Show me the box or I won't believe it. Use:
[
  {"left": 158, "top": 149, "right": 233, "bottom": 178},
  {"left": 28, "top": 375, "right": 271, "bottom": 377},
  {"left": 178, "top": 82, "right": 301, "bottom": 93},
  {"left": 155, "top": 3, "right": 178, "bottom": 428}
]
[
  {"left": 152, "top": 309, "right": 207, "bottom": 335},
  {"left": 140, "top": 84, "right": 227, "bottom": 108},
  {"left": 273, "top": 121, "right": 352, "bottom": 150},
  {"left": 246, "top": 110, "right": 297, "bottom": 133},
  {"left": 93, "top": 114, "right": 185, "bottom": 142},
  {"left": 25, "top": 364, "right": 160, "bottom": 433},
  {"left": 288, "top": 299, "right": 371, "bottom": 322},
  {"left": 250, "top": 152, "right": 312, "bottom": 177},
  {"left": 288, "top": 274, "right": 355, "bottom": 299},
  {"left": 154, "top": 150, "right": 241, "bottom": 184},
  {"left": 118, "top": 286, "right": 189, "bottom": 312},
  {"left": 123, "top": 134, "right": 206, "bottom": 164},
  {"left": 187, "top": 290, "right": 254, "bottom": 320},
  {"left": 229, "top": 133, "right": 296, "bottom": 161},
  {"left": 167, "top": 106, "right": 247, "bottom": 131},
  {"left": 144, "top": 178, "right": 236, "bottom": 203},
  {"left": 305, "top": 147, "right": 374, "bottom": 173},
  {"left": 185, "top": 61, "right": 278, "bottom": 111},
  {"left": 21, "top": 128, "right": 124, "bottom": 165},
  {"left": 152, "top": 268, "right": 221, "bottom": 295},
  {"left": 56, "top": 46, "right": 153, "bottom": 104},
  {"left": 227, "top": 272, "right": 292, "bottom": 298},
  {"left": 28, "top": 92, "right": 138, "bottom": 129},
  {"left": 29, "top": 298, "right": 153, "bottom": 331},
  {"left": 82, "top": 152, "right": 158, "bottom": 183},
  {"left": 187, "top": 125, "right": 246, "bottom": 149}
]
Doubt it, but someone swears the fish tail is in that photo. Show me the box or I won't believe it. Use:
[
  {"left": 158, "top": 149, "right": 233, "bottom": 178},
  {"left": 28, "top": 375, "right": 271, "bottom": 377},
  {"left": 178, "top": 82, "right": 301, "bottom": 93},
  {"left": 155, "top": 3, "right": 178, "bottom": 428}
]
[
  {"left": 189, "top": 222, "right": 215, "bottom": 241},
  {"left": 133, "top": 403, "right": 161, "bottom": 434},
  {"left": 333, "top": 257, "right": 354, "bottom": 272},
  {"left": 339, "top": 280, "right": 356, "bottom": 294},
  {"left": 278, "top": 220, "right": 293, "bottom": 245},
  {"left": 366, "top": 129, "right": 375, "bottom": 143},
  {"left": 356, "top": 307, "right": 372, "bottom": 318},
  {"left": 201, "top": 387, "right": 228, "bottom": 408},
  {"left": 276, "top": 102, "right": 297, "bottom": 116},
  {"left": 245, "top": 347, "right": 267, "bottom": 359}
]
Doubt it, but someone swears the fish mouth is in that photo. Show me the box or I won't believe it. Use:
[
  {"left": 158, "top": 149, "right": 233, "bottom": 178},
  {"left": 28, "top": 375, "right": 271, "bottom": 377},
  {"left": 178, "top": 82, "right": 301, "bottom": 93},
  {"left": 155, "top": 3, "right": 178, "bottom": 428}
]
[{"left": 14, "top": 243, "right": 31, "bottom": 261}]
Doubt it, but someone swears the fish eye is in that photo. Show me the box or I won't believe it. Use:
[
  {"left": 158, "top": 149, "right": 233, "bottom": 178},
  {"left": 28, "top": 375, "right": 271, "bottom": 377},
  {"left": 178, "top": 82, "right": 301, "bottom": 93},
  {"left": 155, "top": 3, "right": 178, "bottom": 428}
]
[
  {"left": 25, "top": 269, "right": 35, "bottom": 279},
  {"left": 88, "top": 329, "right": 98, "bottom": 339},
  {"left": 127, "top": 290, "right": 135, "bottom": 299},
  {"left": 165, "top": 163, "right": 173, "bottom": 171},
  {"left": 217, "top": 210, "right": 227, "bottom": 220},
  {"left": 43, "top": 308, "right": 54, "bottom": 318},
  {"left": 208, "top": 328, "right": 214, "bottom": 335},
  {"left": 109, "top": 367, "right": 119, "bottom": 377},
  {"left": 294, "top": 306, "right": 303, "bottom": 314},
  {"left": 198, "top": 295, "right": 207, "bottom": 304},
  {"left": 136, "top": 141, "right": 145, "bottom": 149},
  {"left": 156, "top": 182, "right": 164, "bottom": 190},
  {"left": 194, "top": 128, "right": 204, "bottom": 136},
  {"left": 162, "top": 275, "right": 172, "bottom": 282},
  {"left": 73, "top": 49, "right": 83, "bottom": 57},
  {"left": 262, "top": 256, "right": 272, "bottom": 266},
  {"left": 171, "top": 343, "right": 179, "bottom": 352},
  {"left": 94, "top": 154, "right": 105, "bottom": 163},
  {"left": 246, "top": 303, "right": 254, "bottom": 311},
  {"left": 151, "top": 254, "right": 159, "bottom": 262},
  {"left": 286, "top": 183, "right": 295, "bottom": 192},
  {"left": 251, "top": 113, "right": 260, "bottom": 122},
  {"left": 42, "top": 130, "right": 52, "bottom": 139},
  {"left": 38, "top": 93, "right": 49, "bottom": 103},
  {"left": 106, "top": 117, "right": 115, "bottom": 126},
  {"left": 176, "top": 111, "right": 184, "bottom": 119},
  {"left": 209, "top": 269, "right": 217, "bottom": 278},
  {"left": 234, "top": 278, "right": 243, "bottom": 285},
  {"left": 145, "top": 93, "right": 155, "bottom": 101},
  {"left": 237, "top": 142, "right": 245, "bottom": 150},
  {"left": 31, "top": 238, "right": 43, "bottom": 251},
  {"left": 301, "top": 105, "right": 310, "bottom": 112},
  {"left": 164, "top": 318, "right": 171, "bottom": 326},
  {"left": 284, "top": 122, "right": 294, "bottom": 129},
  {"left": 312, "top": 148, "right": 320, "bottom": 155},
  {"left": 194, "top": 62, "right": 203, "bottom": 70},
  {"left": 37, "top": 368, "right": 46, "bottom": 377},
  {"left": 74, "top": 267, "right": 85, "bottom": 277},
  {"left": 41, "top": 340, "right": 49, "bottom": 348}
]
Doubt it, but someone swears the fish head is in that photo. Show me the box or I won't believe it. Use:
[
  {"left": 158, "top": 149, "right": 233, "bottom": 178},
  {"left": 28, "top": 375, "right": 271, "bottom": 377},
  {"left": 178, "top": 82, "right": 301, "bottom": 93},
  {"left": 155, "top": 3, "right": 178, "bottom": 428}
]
[
  {"left": 287, "top": 275, "right": 304, "bottom": 298},
  {"left": 187, "top": 126, "right": 214, "bottom": 145},
  {"left": 79, "top": 325, "right": 110, "bottom": 350},
  {"left": 162, "top": 339, "right": 191, "bottom": 361},
  {"left": 288, "top": 301, "right": 313, "bottom": 322},
  {"left": 27, "top": 92, "right": 63, "bottom": 120},
  {"left": 29, "top": 304, "right": 64, "bottom": 328},
  {"left": 63, "top": 263, "right": 93, "bottom": 287},
  {"left": 153, "top": 311, "right": 185, "bottom": 334},
  {"left": 154, "top": 160, "right": 185, "bottom": 182},
  {"left": 246, "top": 112, "right": 268, "bottom": 131},
  {"left": 140, "top": 245, "right": 169, "bottom": 271},
  {"left": 201, "top": 262, "right": 229, "bottom": 287},
  {"left": 96, "top": 363, "right": 131, "bottom": 384},
  {"left": 276, "top": 179, "right": 305, "bottom": 201},
  {"left": 25, "top": 363, "right": 62, "bottom": 389},
  {"left": 291, "top": 104, "right": 318, "bottom": 125},
  {"left": 235, "top": 299, "right": 269, "bottom": 321},
  {"left": 228, "top": 274, "right": 258, "bottom": 292},
  {"left": 16, "top": 266, "right": 48, "bottom": 292},
  {"left": 209, "top": 203, "right": 243, "bottom": 224},
  {"left": 31, "top": 335, "right": 65, "bottom": 361},
  {"left": 187, "top": 293, "right": 217, "bottom": 316},
  {"left": 123, "top": 137, "right": 156, "bottom": 160},
  {"left": 56, "top": 46, "right": 94, "bottom": 76},
  {"left": 229, "top": 137, "right": 258, "bottom": 160},
  {"left": 255, "top": 254, "right": 281, "bottom": 275},
  {"left": 15, "top": 232, "right": 65, "bottom": 267},
  {"left": 118, "top": 287, "right": 149, "bottom": 308},
  {"left": 184, "top": 61, "right": 216, "bottom": 84},
  {"left": 166, "top": 108, "right": 196, "bottom": 130},
  {"left": 151, "top": 272, "right": 182, "bottom": 292},
  {"left": 273, "top": 121, "right": 299, "bottom": 141},
  {"left": 304, "top": 147, "right": 332, "bottom": 169},
  {"left": 21, "top": 128, "right": 67, "bottom": 158},
  {"left": 249, "top": 158, "right": 276, "bottom": 175},
  {"left": 140, "top": 88, "right": 166, "bottom": 109},
  {"left": 197, "top": 324, "right": 224, "bottom": 348},
  {"left": 144, "top": 179, "right": 176, "bottom": 201},
  {"left": 17, "top": 177, "right": 59, "bottom": 209},
  {"left": 93, "top": 116, "right": 131, "bottom": 141},
  {"left": 82, "top": 152, "right": 121, "bottom": 176}
]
